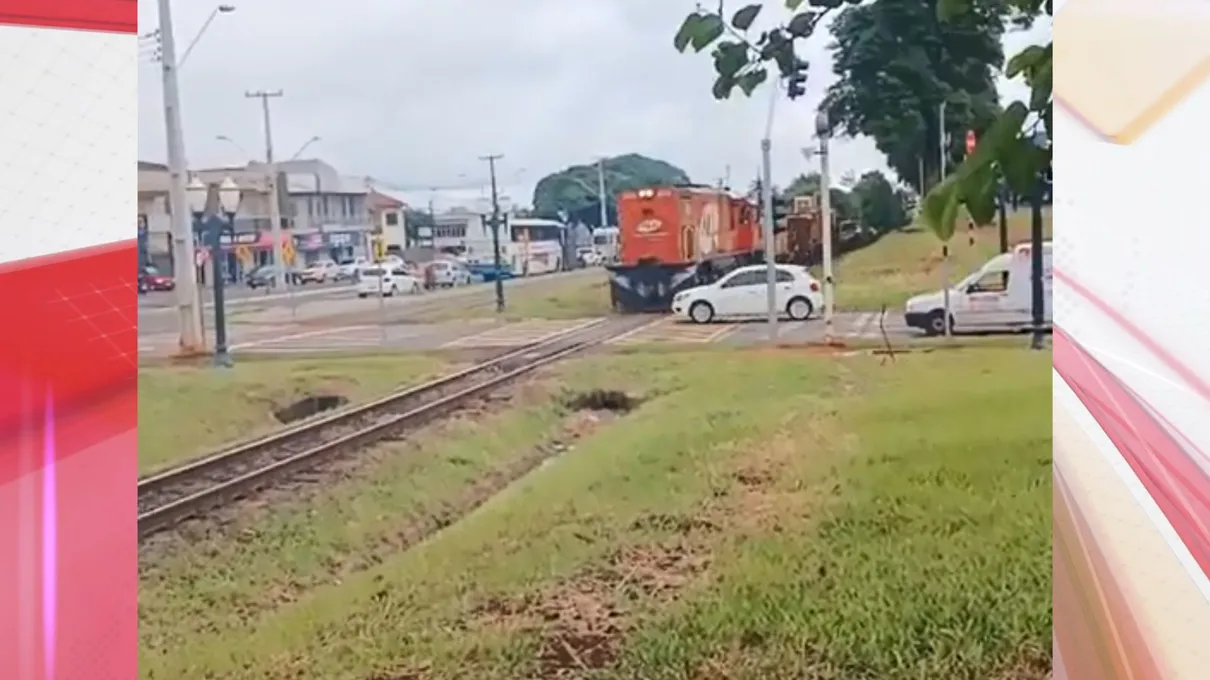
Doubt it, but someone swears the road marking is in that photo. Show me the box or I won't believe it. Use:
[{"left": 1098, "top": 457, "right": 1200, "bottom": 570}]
[
  {"left": 229, "top": 325, "right": 373, "bottom": 350},
  {"left": 846, "top": 312, "right": 876, "bottom": 338},
  {"left": 704, "top": 324, "right": 740, "bottom": 343},
  {"left": 607, "top": 317, "right": 736, "bottom": 345}
]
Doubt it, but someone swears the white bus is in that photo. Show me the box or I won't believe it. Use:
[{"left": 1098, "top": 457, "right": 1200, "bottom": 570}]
[{"left": 507, "top": 217, "right": 567, "bottom": 276}]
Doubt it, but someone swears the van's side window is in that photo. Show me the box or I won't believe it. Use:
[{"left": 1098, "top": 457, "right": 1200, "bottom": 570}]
[{"left": 969, "top": 271, "right": 1008, "bottom": 293}]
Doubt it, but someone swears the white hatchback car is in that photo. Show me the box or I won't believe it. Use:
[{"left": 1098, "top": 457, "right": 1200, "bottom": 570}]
[
  {"left": 356, "top": 265, "right": 422, "bottom": 297},
  {"left": 672, "top": 264, "right": 823, "bottom": 324}
]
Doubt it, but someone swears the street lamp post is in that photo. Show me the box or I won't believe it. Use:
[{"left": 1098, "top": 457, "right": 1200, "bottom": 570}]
[
  {"left": 176, "top": 4, "right": 236, "bottom": 69},
  {"left": 186, "top": 176, "right": 241, "bottom": 367}
]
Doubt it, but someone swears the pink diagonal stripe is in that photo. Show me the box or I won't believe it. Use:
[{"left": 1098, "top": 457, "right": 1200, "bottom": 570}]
[{"left": 1055, "top": 326, "right": 1210, "bottom": 580}]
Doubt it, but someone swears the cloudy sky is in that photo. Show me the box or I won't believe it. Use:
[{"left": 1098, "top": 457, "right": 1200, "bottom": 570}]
[{"left": 137, "top": 0, "right": 1049, "bottom": 210}]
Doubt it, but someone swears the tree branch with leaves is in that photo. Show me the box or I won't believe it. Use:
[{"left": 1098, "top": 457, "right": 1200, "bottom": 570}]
[{"left": 673, "top": 0, "right": 856, "bottom": 100}]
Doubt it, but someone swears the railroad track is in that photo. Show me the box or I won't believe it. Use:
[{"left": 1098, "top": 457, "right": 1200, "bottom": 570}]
[{"left": 137, "top": 315, "right": 652, "bottom": 539}]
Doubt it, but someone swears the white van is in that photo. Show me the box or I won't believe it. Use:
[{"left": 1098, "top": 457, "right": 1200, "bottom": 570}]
[{"left": 904, "top": 241, "right": 1052, "bottom": 335}]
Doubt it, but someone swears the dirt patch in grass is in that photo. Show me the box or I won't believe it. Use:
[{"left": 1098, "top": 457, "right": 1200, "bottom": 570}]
[{"left": 469, "top": 535, "right": 715, "bottom": 678}]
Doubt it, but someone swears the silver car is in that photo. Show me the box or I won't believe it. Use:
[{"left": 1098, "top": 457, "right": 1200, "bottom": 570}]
[{"left": 428, "top": 259, "right": 472, "bottom": 287}]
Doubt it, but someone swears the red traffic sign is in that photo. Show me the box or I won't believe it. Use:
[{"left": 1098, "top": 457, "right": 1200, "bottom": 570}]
[{"left": 965, "top": 130, "right": 977, "bottom": 155}]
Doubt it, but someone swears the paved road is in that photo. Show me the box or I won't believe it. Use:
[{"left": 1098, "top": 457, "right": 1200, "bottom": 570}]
[
  {"left": 138, "top": 310, "right": 938, "bottom": 361},
  {"left": 139, "top": 269, "right": 608, "bottom": 346}
]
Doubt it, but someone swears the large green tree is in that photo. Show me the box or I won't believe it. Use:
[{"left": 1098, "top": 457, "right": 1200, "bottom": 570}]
[
  {"left": 672, "top": 0, "right": 1013, "bottom": 194},
  {"left": 920, "top": 0, "right": 1051, "bottom": 245},
  {"left": 530, "top": 154, "right": 691, "bottom": 227},
  {"left": 529, "top": 154, "right": 692, "bottom": 226},
  {"left": 823, "top": 0, "right": 1007, "bottom": 193}
]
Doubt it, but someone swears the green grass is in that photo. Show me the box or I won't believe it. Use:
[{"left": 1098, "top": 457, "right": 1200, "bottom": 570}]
[
  {"left": 137, "top": 354, "right": 451, "bottom": 475},
  {"left": 141, "top": 346, "right": 1050, "bottom": 679},
  {"left": 828, "top": 209, "right": 1053, "bottom": 312},
  {"left": 421, "top": 272, "right": 615, "bottom": 322}
]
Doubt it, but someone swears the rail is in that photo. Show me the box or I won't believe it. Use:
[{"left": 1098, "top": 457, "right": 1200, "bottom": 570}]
[{"left": 136, "top": 316, "right": 649, "bottom": 539}]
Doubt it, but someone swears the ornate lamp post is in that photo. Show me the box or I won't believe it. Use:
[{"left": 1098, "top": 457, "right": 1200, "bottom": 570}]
[{"left": 186, "top": 176, "right": 242, "bottom": 367}]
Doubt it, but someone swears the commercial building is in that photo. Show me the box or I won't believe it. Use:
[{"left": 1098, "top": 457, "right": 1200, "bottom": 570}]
[{"left": 137, "top": 158, "right": 376, "bottom": 279}]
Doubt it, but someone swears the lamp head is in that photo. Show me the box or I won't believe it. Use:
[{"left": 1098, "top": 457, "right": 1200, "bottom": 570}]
[
  {"left": 813, "top": 110, "right": 830, "bottom": 138},
  {"left": 218, "top": 177, "right": 241, "bottom": 215},
  {"left": 185, "top": 176, "right": 208, "bottom": 216}
]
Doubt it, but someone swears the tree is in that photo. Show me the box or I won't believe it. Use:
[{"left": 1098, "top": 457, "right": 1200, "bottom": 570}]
[
  {"left": 851, "top": 170, "right": 910, "bottom": 232},
  {"left": 919, "top": 0, "right": 1051, "bottom": 245},
  {"left": 530, "top": 154, "right": 691, "bottom": 227},
  {"left": 823, "top": 0, "right": 1009, "bottom": 194}
]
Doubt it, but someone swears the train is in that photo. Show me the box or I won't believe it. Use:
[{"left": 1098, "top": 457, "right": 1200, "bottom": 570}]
[
  {"left": 606, "top": 185, "right": 766, "bottom": 313},
  {"left": 607, "top": 187, "right": 876, "bottom": 313}
]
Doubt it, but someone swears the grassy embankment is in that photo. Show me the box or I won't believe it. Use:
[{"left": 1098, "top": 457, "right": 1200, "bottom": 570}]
[{"left": 141, "top": 345, "right": 1051, "bottom": 679}]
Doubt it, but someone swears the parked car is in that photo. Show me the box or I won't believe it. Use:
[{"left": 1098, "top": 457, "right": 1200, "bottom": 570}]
[
  {"left": 427, "top": 259, "right": 473, "bottom": 288},
  {"left": 671, "top": 264, "right": 822, "bottom": 324},
  {"left": 298, "top": 260, "right": 340, "bottom": 284},
  {"left": 335, "top": 257, "right": 370, "bottom": 281},
  {"left": 139, "top": 266, "right": 175, "bottom": 292},
  {"left": 466, "top": 262, "right": 515, "bottom": 282},
  {"left": 356, "top": 265, "right": 422, "bottom": 297},
  {"left": 246, "top": 264, "right": 303, "bottom": 289}
]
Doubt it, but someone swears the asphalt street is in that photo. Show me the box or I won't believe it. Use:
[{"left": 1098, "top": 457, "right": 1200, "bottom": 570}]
[{"left": 138, "top": 269, "right": 605, "bottom": 339}]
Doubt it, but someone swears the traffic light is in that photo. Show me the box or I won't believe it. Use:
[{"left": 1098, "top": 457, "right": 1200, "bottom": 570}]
[
  {"left": 772, "top": 195, "right": 790, "bottom": 232},
  {"left": 786, "top": 60, "right": 808, "bottom": 100}
]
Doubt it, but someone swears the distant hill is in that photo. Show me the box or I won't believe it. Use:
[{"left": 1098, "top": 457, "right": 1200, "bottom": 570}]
[{"left": 531, "top": 154, "right": 691, "bottom": 228}]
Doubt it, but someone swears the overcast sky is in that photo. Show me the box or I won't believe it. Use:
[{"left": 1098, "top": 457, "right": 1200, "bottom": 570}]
[{"left": 137, "top": 0, "right": 1049, "bottom": 210}]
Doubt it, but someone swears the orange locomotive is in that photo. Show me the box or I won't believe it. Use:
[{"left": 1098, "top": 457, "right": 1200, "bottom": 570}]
[{"left": 607, "top": 185, "right": 765, "bottom": 312}]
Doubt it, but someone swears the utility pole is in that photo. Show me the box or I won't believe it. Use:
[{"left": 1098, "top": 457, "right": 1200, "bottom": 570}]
[
  {"left": 1029, "top": 133, "right": 1049, "bottom": 351},
  {"left": 595, "top": 158, "right": 609, "bottom": 229},
  {"left": 814, "top": 112, "right": 835, "bottom": 344},
  {"left": 938, "top": 100, "right": 952, "bottom": 339},
  {"left": 938, "top": 101, "right": 948, "bottom": 181},
  {"left": 759, "top": 139, "right": 777, "bottom": 341},
  {"left": 481, "top": 154, "right": 506, "bottom": 313},
  {"left": 246, "top": 90, "right": 286, "bottom": 289},
  {"left": 156, "top": 0, "right": 204, "bottom": 353}
]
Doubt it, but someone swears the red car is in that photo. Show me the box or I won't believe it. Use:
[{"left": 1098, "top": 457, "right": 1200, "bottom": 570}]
[{"left": 139, "top": 266, "right": 175, "bottom": 292}]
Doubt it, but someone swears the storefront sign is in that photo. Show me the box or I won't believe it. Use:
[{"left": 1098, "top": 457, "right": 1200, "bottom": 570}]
[{"left": 326, "top": 231, "right": 354, "bottom": 247}]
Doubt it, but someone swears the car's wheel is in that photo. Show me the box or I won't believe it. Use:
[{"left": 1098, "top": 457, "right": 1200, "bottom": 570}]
[
  {"left": 357, "top": 293, "right": 368, "bottom": 299},
  {"left": 688, "top": 301, "right": 715, "bottom": 324},
  {"left": 786, "top": 296, "right": 814, "bottom": 321},
  {"left": 925, "top": 310, "right": 953, "bottom": 336}
]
